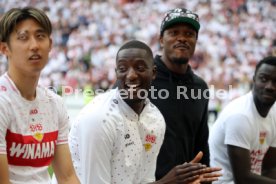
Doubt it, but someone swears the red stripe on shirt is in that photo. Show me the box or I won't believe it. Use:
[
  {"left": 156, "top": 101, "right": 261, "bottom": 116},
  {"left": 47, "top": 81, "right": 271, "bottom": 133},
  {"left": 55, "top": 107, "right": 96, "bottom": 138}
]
[{"left": 6, "top": 130, "right": 59, "bottom": 167}]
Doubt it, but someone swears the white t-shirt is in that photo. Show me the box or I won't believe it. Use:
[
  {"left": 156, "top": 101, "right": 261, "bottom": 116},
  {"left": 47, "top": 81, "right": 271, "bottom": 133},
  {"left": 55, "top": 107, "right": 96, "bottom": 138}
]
[
  {"left": 68, "top": 88, "right": 165, "bottom": 184},
  {"left": 209, "top": 92, "right": 276, "bottom": 184},
  {"left": 0, "top": 73, "right": 69, "bottom": 184}
]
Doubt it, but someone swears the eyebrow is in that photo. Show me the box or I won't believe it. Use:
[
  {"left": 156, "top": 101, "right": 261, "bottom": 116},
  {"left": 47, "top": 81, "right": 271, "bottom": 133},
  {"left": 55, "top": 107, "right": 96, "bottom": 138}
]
[
  {"left": 15, "top": 29, "right": 47, "bottom": 34},
  {"left": 257, "top": 72, "right": 273, "bottom": 77},
  {"left": 117, "top": 59, "right": 127, "bottom": 62}
]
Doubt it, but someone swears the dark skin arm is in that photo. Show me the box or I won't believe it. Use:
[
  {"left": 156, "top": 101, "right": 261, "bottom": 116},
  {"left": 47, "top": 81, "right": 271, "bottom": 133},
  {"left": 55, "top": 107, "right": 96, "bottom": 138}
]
[
  {"left": 262, "top": 147, "right": 276, "bottom": 179},
  {"left": 228, "top": 145, "right": 276, "bottom": 184},
  {"left": 151, "top": 152, "right": 222, "bottom": 184},
  {"left": 152, "top": 162, "right": 205, "bottom": 184}
]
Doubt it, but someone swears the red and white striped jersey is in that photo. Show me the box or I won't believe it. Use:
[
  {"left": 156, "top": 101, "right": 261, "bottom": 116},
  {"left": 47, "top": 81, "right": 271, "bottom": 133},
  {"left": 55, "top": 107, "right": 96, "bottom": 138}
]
[{"left": 0, "top": 73, "right": 69, "bottom": 184}]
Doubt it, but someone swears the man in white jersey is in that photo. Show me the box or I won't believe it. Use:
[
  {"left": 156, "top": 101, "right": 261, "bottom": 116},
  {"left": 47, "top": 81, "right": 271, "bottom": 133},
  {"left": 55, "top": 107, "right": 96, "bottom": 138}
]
[
  {"left": 209, "top": 56, "right": 276, "bottom": 184},
  {"left": 52, "top": 40, "right": 221, "bottom": 184},
  {"left": 0, "top": 7, "right": 80, "bottom": 184}
]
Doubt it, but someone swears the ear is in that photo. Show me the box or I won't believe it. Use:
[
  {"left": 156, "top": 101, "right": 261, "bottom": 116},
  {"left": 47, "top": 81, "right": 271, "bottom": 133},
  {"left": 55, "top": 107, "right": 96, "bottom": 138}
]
[
  {"left": 151, "top": 65, "right": 157, "bottom": 81},
  {"left": 0, "top": 42, "right": 10, "bottom": 56},
  {"left": 253, "top": 74, "right": 256, "bottom": 82},
  {"left": 0, "top": 42, "right": 3, "bottom": 55},
  {"left": 49, "top": 37, "right": 53, "bottom": 51},
  {"left": 159, "top": 35, "right": 164, "bottom": 48},
  {"left": 115, "top": 68, "right": 118, "bottom": 77}
]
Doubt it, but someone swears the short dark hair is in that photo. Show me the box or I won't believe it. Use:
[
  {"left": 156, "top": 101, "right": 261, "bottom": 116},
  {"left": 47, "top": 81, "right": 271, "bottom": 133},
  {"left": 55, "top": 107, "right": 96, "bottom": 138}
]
[
  {"left": 0, "top": 7, "right": 52, "bottom": 43},
  {"left": 116, "top": 40, "right": 154, "bottom": 64},
  {"left": 255, "top": 56, "right": 276, "bottom": 75}
]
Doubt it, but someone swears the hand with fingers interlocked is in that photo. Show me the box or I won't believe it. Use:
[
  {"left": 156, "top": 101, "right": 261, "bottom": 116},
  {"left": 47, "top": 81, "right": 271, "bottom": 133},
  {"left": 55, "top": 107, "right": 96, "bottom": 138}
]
[
  {"left": 154, "top": 151, "right": 222, "bottom": 184},
  {"left": 189, "top": 152, "right": 222, "bottom": 184}
]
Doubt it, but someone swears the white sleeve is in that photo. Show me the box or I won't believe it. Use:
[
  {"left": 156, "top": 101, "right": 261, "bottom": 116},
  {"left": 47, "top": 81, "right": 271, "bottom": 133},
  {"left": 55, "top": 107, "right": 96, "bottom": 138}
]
[
  {"left": 0, "top": 99, "right": 9, "bottom": 154},
  {"left": 141, "top": 150, "right": 158, "bottom": 183},
  {"left": 68, "top": 123, "right": 82, "bottom": 179},
  {"left": 56, "top": 97, "right": 70, "bottom": 145},
  {"left": 224, "top": 114, "right": 252, "bottom": 150},
  {"left": 76, "top": 111, "right": 116, "bottom": 184},
  {"left": 271, "top": 141, "right": 276, "bottom": 148},
  {"left": 51, "top": 174, "right": 58, "bottom": 184},
  {"left": 270, "top": 125, "right": 276, "bottom": 148},
  {"left": 142, "top": 117, "right": 166, "bottom": 183},
  {"left": 51, "top": 122, "right": 83, "bottom": 184},
  {"left": 270, "top": 108, "right": 276, "bottom": 147}
]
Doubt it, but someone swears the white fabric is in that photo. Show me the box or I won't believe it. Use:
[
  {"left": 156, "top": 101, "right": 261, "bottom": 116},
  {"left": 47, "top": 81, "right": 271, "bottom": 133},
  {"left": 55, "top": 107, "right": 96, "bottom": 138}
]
[
  {"left": 209, "top": 92, "right": 276, "bottom": 184},
  {"left": 63, "top": 88, "right": 165, "bottom": 184},
  {"left": 0, "top": 73, "right": 69, "bottom": 184}
]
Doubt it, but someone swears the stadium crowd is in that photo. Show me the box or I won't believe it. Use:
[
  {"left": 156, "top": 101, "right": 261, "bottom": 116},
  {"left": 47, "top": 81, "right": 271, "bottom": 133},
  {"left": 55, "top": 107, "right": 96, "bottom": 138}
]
[{"left": 0, "top": 0, "right": 276, "bottom": 113}]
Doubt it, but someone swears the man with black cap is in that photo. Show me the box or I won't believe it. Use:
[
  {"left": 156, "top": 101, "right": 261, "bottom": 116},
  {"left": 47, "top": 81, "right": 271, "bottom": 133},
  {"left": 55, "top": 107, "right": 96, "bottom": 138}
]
[{"left": 149, "top": 8, "right": 211, "bottom": 180}]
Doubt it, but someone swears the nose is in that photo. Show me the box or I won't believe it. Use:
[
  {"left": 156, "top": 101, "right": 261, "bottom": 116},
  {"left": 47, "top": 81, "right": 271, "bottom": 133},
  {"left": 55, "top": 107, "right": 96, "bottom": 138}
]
[
  {"left": 126, "top": 68, "right": 138, "bottom": 80},
  {"left": 29, "top": 37, "right": 39, "bottom": 51},
  {"left": 177, "top": 32, "right": 188, "bottom": 41},
  {"left": 265, "top": 80, "right": 276, "bottom": 91},
  {"left": 177, "top": 36, "right": 185, "bottom": 42}
]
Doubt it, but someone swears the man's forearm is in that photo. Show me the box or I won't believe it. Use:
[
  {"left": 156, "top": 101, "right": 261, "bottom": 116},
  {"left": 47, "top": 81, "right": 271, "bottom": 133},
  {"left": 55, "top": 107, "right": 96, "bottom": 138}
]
[
  {"left": 234, "top": 172, "right": 276, "bottom": 184},
  {"left": 148, "top": 181, "right": 163, "bottom": 184},
  {"left": 57, "top": 175, "right": 80, "bottom": 184},
  {"left": 262, "top": 168, "right": 276, "bottom": 179}
]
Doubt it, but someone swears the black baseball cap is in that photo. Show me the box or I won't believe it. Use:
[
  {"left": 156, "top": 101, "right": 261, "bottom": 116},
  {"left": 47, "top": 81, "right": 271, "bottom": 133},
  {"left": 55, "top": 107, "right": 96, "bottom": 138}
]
[{"left": 160, "top": 8, "right": 200, "bottom": 35}]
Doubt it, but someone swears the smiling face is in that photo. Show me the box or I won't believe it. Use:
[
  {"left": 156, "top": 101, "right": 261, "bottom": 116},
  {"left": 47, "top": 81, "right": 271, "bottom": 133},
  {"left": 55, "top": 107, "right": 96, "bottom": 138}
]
[
  {"left": 253, "top": 63, "right": 276, "bottom": 107},
  {"left": 1, "top": 18, "right": 52, "bottom": 77},
  {"left": 115, "top": 48, "right": 156, "bottom": 103},
  {"left": 160, "top": 23, "right": 197, "bottom": 65}
]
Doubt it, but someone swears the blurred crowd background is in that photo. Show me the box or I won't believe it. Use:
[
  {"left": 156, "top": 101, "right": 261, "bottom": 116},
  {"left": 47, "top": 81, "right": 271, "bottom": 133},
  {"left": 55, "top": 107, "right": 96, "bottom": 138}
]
[{"left": 1, "top": 0, "right": 276, "bottom": 120}]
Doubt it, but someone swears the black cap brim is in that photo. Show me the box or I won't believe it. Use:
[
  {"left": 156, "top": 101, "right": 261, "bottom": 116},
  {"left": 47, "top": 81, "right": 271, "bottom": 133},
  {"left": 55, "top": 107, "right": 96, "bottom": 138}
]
[{"left": 161, "top": 17, "right": 200, "bottom": 34}]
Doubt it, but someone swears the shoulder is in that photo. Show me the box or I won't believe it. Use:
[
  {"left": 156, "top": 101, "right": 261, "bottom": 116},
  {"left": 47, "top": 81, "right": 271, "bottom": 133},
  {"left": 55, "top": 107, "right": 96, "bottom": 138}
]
[
  {"left": 36, "top": 86, "right": 69, "bottom": 116},
  {"left": 269, "top": 104, "right": 276, "bottom": 121},
  {"left": 0, "top": 74, "right": 8, "bottom": 85},
  {"left": 270, "top": 104, "right": 276, "bottom": 114},
  {"left": 73, "top": 89, "right": 122, "bottom": 130},
  {"left": 215, "top": 93, "right": 254, "bottom": 126},
  {"left": 191, "top": 72, "right": 208, "bottom": 89},
  {"left": 38, "top": 86, "right": 63, "bottom": 102},
  {"left": 80, "top": 89, "right": 118, "bottom": 115},
  {"left": 0, "top": 74, "right": 15, "bottom": 102},
  {"left": 222, "top": 92, "right": 253, "bottom": 115},
  {"left": 0, "top": 74, "right": 25, "bottom": 95},
  {"left": 145, "top": 101, "right": 166, "bottom": 128},
  {"left": 148, "top": 101, "right": 164, "bottom": 117}
]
